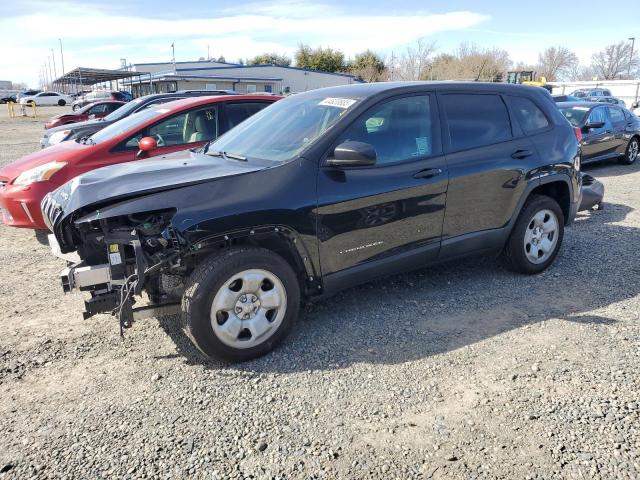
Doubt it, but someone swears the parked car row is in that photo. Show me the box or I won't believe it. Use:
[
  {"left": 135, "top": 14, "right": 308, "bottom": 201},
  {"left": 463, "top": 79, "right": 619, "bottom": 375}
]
[{"left": 1, "top": 82, "right": 624, "bottom": 362}]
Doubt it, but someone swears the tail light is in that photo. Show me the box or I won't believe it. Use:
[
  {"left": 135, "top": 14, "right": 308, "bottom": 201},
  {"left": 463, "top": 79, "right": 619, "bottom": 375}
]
[{"left": 574, "top": 127, "right": 582, "bottom": 143}]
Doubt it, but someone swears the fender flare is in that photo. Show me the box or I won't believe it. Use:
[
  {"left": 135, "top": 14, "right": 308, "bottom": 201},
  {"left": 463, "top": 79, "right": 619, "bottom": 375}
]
[
  {"left": 506, "top": 173, "right": 574, "bottom": 236},
  {"left": 184, "top": 224, "right": 320, "bottom": 292}
]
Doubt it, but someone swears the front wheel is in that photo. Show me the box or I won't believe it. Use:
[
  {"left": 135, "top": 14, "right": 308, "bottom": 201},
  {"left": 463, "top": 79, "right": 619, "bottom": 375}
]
[
  {"left": 182, "top": 247, "right": 300, "bottom": 362},
  {"left": 502, "top": 194, "right": 565, "bottom": 274},
  {"left": 620, "top": 137, "right": 639, "bottom": 165},
  {"left": 58, "top": 99, "right": 66, "bottom": 106}
]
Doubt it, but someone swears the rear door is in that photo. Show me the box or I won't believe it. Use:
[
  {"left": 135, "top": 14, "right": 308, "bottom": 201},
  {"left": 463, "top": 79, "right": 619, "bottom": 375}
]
[
  {"left": 316, "top": 93, "right": 448, "bottom": 276},
  {"left": 438, "top": 91, "right": 541, "bottom": 253},
  {"left": 608, "top": 106, "right": 627, "bottom": 152}
]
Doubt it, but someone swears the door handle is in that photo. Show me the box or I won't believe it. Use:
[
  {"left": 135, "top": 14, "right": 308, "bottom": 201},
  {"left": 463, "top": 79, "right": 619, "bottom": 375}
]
[
  {"left": 413, "top": 168, "right": 442, "bottom": 179},
  {"left": 511, "top": 149, "right": 533, "bottom": 159}
]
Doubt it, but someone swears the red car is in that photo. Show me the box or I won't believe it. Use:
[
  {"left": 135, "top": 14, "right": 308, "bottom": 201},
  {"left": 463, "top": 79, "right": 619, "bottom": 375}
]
[
  {"left": 0, "top": 95, "right": 279, "bottom": 229},
  {"left": 44, "top": 101, "right": 125, "bottom": 129}
]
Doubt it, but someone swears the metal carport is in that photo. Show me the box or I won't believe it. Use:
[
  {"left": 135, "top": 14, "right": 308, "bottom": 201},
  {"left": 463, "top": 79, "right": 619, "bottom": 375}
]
[{"left": 52, "top": 67, "right": 148, "bottom": 94}]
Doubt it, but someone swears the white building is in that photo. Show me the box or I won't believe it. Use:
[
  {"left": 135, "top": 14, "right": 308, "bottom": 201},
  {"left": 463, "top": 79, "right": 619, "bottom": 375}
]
[{"left": 122, "top": 60, "right": 362, "bottom": 96}]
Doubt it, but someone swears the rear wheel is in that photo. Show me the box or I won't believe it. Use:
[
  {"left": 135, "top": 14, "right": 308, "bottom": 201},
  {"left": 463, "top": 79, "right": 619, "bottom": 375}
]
[
  {"left": 503, "top": 194, "right": 564, "bottom": 274},
  {"left": 182, "top": 247, "right": 300, "bottom": 362},
  {"left": 620, "top": 137, "right": 639, "bottom": 165}
]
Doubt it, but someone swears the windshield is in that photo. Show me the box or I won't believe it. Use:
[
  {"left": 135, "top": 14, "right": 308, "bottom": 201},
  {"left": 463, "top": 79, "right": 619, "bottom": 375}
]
[
  {"left": 90, "top": 108, "right": 164, "bottom": 144},
  {"left": 103, "top": 97, "right": 144, "bottom": 122},
  {"left": 207, "top": 93, "right": 359, "bottom": 162},
  {"left": 559, "top": 106, "right": 590, "bottom": 127}
]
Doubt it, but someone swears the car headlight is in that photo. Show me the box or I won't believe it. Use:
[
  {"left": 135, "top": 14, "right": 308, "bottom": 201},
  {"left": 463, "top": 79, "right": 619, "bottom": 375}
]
[
  {"left": 13, "top": 161, "right": 67, "bottom": 186},
  {"left": 48, "top": 130, "right": 71, "bottom": 145}
]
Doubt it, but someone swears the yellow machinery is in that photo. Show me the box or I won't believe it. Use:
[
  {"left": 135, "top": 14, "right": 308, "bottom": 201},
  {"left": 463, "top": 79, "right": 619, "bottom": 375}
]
[{"left": 506, "top": 71, "right": 552, "bottom": 92}]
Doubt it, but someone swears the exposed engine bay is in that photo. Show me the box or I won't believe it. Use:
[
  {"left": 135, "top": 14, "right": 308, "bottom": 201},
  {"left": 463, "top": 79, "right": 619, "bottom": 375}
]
[{"left": 52, "top": 209, "right": 188, "bottom": 334}]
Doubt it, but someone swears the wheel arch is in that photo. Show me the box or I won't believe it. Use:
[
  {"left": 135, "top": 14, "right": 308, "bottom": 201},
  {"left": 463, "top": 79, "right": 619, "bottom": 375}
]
[
  {"left": 509, "top": 174, "right": 574, "bottom": 233},
  {"left": 184, "top": 225, "right": 320, "bottom": 296}
]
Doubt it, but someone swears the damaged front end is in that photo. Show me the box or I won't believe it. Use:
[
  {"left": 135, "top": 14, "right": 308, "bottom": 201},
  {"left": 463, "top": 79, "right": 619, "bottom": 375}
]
[{"left": 44, "top": 197, "right": 186, "bottom": 333}]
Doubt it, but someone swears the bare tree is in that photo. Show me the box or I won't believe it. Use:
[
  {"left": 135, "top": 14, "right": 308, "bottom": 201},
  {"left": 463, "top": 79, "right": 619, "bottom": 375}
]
[
  {"left": 394, "top": 38, "right": 437, "bottom": 80},
  {"left": 537, "top": 46, "right": 579, "bottom": 81},
  {"left": 591, "top": 41, "right": 639, "bottom": 79},
  {"left": 428, "top": 43, "right": 511, "bottom": 81}
]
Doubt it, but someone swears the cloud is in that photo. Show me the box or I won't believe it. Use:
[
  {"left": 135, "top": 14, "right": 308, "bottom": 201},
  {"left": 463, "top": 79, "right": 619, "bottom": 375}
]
[{"left": 1, "top": 1, "right": 490, "bottom": 86}]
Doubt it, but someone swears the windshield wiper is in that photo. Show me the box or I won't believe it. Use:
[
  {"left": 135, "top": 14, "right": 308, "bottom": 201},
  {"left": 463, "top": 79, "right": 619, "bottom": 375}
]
[{"left": 206, "top": 150, "right": 247, "bottom": 161}]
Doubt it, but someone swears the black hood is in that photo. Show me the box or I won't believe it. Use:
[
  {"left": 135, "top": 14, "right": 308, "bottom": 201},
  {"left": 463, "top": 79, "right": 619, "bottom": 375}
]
[{"left": 45, "top": 150, "right": 264, "bottom": 226}]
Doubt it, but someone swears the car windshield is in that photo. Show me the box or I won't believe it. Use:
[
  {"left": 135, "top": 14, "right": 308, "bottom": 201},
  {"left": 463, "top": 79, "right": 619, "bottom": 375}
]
[
  {"left": 90, "top": 108, "right": 164, "bottom": 144},
  {"left": 103, "top": 97, "right": 144, "bottom": 122},
  {"left": 206, "top": 93, "right": 360, "bottom": 162},
  {"left": 558, "top": 106, "right": 590, "bottom": 127}
]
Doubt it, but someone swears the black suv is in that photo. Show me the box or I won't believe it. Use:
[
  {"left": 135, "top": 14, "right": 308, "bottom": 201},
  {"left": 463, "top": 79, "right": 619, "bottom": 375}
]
[
  {"left": 43, "top": 82, "right": 581, "bottom": 361},
  {"left": 40, "top": 90, "right": 239, "bottom": 148}
]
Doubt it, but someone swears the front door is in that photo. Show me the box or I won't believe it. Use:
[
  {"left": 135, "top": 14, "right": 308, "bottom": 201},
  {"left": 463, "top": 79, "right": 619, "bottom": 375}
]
[
  {"left": 316, "top": 94, "right": 448, "bottom": 276},
  {"left": 582, "top": 106, "right": 617, "bottom": 161}
]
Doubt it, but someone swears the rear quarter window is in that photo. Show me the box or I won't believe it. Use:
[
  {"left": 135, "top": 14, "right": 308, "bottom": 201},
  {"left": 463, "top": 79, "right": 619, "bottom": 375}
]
[
  {"left": 507, "top": 96, "right": 550, "bottom": 134},
  {"left": 440, "top": 93, "right": 512, "bottom": 151}
]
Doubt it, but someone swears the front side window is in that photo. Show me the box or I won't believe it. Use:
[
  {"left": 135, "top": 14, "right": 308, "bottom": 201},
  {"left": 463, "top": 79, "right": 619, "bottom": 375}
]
[
  {"left": 147, "top": 106, "right": 219, "bottom": 147},
  {"left": 88, "top": 104, "right": 109, "bottom": 114},
  {"left": 225, "top": 102, "right": 270, "bottom": 130},
  {"left": 508, "top": 96, "right": 549, "bottom": 134},
  {"left": 336, "top": 95, "right": 434, "bottom": 165},
  {"left": 588, "top": 107, "right": 607, "bottom": 125},
  {"left": 441, "top": 94, "right": 512, "bottom": 151}
]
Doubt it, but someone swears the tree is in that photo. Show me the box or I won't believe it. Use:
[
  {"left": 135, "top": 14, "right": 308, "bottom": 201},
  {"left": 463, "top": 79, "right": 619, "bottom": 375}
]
[
  {"left": 294, "top": 44, "right": 345, "bottom": 72},
  {"left": 427, "top": 43, "right": 510, "bottom": 81},
  {"left": 216, "top": 55, "right": 226, "bottom": 63},
  {"left": 247, "top": 53, "right": 292, "bottom": 66},
  {"left": 394, "top": 38, "right": 437, "bottom": 80},
  {"left": 537, "top": 46, "right": 579, "bottom": 81},
  {"left": 349, "top": 50, "right": 386, "bottom": 82},
  {"left": 591, "top": 41, "right": 639, "bottom": 79}
]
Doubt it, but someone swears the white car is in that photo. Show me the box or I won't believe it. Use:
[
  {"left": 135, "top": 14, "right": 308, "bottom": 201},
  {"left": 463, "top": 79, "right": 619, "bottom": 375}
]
[{"left": 19, "top": 91, "right": 72, "bottom": 106}]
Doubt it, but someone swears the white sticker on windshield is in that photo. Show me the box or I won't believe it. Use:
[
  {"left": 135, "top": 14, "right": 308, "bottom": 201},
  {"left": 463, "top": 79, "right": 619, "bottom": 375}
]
[
  {"left": 573, "top": 107, "right": 590, "bottom": 111},
  {"left": 319, "top": 97, "right": 357, "bottom": 109}
]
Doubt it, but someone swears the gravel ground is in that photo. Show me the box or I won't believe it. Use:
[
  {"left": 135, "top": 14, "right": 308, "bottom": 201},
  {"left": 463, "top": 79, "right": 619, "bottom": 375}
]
[{"left": 0, "top": 106, "right": 639, "bottom": 479}]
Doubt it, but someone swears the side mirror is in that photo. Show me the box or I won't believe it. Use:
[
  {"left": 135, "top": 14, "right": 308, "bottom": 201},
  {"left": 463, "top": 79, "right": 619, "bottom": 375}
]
[
  {"left": 137, "top": 136, "right": 157, "bottom": 158},
  {"left": 585, "top": 121, "right": 605, "bottom": 130},
  {"left": 326, "top": 141, "right": 376, "bottom": 167}
]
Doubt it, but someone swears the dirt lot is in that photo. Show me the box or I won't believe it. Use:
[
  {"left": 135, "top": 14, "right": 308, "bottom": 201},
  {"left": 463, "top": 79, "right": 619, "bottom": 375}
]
[{"left": 0, "top": 105, "right": 638, "bottom": 479}]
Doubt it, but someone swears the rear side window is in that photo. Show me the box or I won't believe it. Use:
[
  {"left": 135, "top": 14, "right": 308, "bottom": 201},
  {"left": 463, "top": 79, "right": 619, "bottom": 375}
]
[
  {"left": 441, "top": 94, "right": 511, "bottom": 151},
  {"left": 608, "top": 107, "right": 625, "bottom": 124},
  {"left": 507, "top": 96, "right": 549, "bottom": 134}
]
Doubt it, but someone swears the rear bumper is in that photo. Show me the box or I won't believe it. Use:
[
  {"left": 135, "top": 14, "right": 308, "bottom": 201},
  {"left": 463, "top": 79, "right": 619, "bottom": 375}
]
[{"left": 578, "top": 174, "right": 605, "bottom": 211}]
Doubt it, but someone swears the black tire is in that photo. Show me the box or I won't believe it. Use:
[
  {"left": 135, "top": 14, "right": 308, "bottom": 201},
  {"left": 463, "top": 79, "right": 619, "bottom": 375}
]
[
  {"left": 72, "top": 104, "right": 80, "bottom": 111},
  {"left": 502, "top": 194, "right": 565, "bottom": 274},
  {"left": 620, "top": 137, "right": 639, "bottom": 165},
  {"left": 58, "top": 99, "right": 66, "bottom": 106},
  {"left": 34, "top": 229, "right": 50, "bottom": 246},
  {"left": 182, "top": 247, "right": 300, "bottom": 362}
]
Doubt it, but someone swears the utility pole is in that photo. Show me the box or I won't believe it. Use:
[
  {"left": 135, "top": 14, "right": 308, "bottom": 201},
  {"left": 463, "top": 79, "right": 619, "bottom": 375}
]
[
  {"left": 629, "top": 37, "right": 636, "bottom": 78},
  {"left": 51, "top": 48, "right": 58, "bottom": 82},
  {"left": 59, "top": 38, "right": 65, "bottom": 75},
  {"left": 47, "top": 58, "right": 53, "bottom": 90},
  {"left": 390, "top": 51, "right": 395, "bottom": 81},
  {"left": 171, "top": 42, "right": 176, "bottom": 73},
  {"left": 207, "top": 44, "right": 210, "bottom": 61}
]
